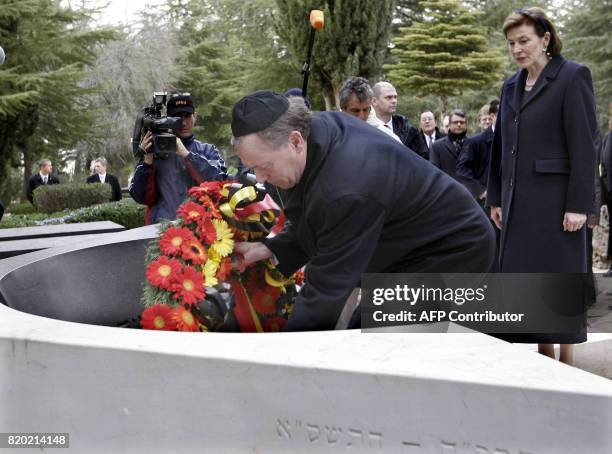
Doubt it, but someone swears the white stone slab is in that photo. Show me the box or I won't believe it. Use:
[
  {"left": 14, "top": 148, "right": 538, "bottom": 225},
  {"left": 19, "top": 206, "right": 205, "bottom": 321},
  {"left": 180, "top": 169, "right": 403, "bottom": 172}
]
[{"left": 1, "top": 302, "right": 611, "bottom": 454}]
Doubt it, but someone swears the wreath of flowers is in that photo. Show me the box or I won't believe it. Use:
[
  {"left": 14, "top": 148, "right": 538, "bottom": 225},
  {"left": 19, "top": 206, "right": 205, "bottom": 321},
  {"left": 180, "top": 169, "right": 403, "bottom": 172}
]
[{"left": 140, "top": 180, "right": 302, "bottom": 332}]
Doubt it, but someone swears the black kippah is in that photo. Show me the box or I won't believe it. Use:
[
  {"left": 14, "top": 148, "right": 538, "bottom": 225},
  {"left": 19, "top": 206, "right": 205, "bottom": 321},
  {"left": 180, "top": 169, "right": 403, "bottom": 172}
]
[{"left": 231, "top": 90, "right": 289, "bottom": 137}]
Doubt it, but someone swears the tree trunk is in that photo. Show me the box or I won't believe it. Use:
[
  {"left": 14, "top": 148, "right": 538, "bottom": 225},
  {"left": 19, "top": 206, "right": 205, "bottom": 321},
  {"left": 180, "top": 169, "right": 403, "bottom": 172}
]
[{"left": 22, "top": 143, "right": 34, "bottom": 202}]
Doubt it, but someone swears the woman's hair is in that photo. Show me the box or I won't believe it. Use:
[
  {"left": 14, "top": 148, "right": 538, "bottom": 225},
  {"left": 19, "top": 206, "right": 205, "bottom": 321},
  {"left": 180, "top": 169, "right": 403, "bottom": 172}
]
[{"left": 502, "top": 7, "right": 562, "bottom": 57}]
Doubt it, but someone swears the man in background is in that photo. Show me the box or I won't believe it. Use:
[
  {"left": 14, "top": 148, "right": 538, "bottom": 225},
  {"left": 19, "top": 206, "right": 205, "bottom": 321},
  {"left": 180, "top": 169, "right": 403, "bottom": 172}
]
[
  {"left": 27, "top": 158, "right": 60, "bottom": 203},
  {"left": 130, "top": 93, "right": 227, "bottom": 224},
  {"left": 430, "top": 109, "right": 469, "bottom": 180},
  {"left": 371, "top": 81, "right": 424, "bottom": 158},
  {"left": 86, "top": 157, "right": 122, "bottom": 201},
  {"left": 417, "top": 110, "right": 446, "bottom": 159}
]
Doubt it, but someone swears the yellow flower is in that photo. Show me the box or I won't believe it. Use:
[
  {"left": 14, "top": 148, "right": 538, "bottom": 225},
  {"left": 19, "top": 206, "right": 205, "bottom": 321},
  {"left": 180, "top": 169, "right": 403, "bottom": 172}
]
[
  {"left": 211, "top": 219, "right": 234, "bottom": 257},
  {"left": 203, "top": 260, "right": 219, "bottom": 287}
]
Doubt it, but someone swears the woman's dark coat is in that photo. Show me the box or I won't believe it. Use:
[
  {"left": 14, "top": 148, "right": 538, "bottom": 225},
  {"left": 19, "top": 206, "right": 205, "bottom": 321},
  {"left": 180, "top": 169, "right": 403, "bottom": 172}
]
[{"left": 487, "top": 56, "right": 598, "bottom": 273}]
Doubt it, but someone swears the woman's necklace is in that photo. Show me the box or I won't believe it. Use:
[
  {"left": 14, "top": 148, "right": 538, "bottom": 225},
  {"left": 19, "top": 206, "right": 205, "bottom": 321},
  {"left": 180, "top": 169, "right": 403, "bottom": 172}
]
[{"left": 525, "top": 73, "right": 536, "bottom": 88}]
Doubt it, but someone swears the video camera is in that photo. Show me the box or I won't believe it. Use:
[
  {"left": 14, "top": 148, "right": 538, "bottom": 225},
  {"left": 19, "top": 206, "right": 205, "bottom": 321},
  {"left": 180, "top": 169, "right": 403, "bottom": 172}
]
[{"left": 131, "top": 92, "right": 182, "bottom": 160}]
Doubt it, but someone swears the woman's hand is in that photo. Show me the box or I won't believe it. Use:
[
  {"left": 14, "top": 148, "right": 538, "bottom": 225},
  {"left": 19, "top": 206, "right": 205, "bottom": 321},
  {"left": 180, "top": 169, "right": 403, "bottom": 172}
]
[
  {"left": 490, "top": 206, "right": 503, "bottom": 230},
  {"left": 563, "top": 212, "right": 587, "bottom": 232}
]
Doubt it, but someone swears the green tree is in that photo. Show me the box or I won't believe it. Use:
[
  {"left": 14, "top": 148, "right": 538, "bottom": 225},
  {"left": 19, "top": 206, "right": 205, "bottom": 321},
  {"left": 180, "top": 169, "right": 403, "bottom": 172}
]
[
  {"left": 385, "top": 0, "right": 504, "bottom": 114},
  {"left": 0, "top": 0, "right": 116, "bottom": 202},
  {"left": 167, "top": 0, "right": 298, "bottom": 158},
  {"left": 562, "top": 0, "right": 612, "bottom": 129},
  {"left": 276, "top": 0, "right": 395, "bottom": 110}
]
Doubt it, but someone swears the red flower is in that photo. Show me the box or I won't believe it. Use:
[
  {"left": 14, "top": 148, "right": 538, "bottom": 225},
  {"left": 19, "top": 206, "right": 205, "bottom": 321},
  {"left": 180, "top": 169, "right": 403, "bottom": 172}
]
[
  {"left": 141, "top": 304, "right": 176, "bottom": 330},
  {"left": 172, "top": 266, "right": 205, "bottom": 305},
  {"left": 177, "top": 200, "right": 208, "bottom": 224},
  {"left": 180, "top": 237, "right": 208, "bottom": 265},
  {"left": 146, "top": 256, "right": 182, "bottom": 290},
  {"left": 197, "top": 218, "right": 217, "bottom": 244},
  {"left": 188, "top": 181, "right": 226, "bottom": 202},
  {"left": 199, "top": 196, "right": 222, "bottom": 219},
  {"left": 159, "top": 227, "right": 194, "bottom": 256},
  {"left": 263, "top": 316, "right": 287, "bottom": 332},
  {"left": 216, "top": 257, "right": 233, "bottom": 281},
  {"left": 251, "top": 286, "right": 281, "bottom": 315},
  {"left": 171, "top": 306, "right": 200, "bottom": 332},
  {"left": 294, "top": 270, "right": 305, "bottom": 286}
]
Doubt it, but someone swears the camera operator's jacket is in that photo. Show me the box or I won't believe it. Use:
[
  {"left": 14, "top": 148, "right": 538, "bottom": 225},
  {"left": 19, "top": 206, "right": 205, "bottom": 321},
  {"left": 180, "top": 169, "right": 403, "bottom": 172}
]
[{"left": 129, "top": 135, "right": 227, "bottom": 224}]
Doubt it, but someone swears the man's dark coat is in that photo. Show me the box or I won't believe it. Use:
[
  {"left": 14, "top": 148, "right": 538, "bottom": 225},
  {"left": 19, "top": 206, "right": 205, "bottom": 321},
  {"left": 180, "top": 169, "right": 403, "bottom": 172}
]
[
  {"left": 416, "top": 128, "right": 446, "bottom": 159},
  {"left": 265, "top": 112, "right": 496, "bottom": 331},
  {"left": 86, "top": 173, "right": 122, "bottom": 201},
  {"left": 27, "top": 173, "right": 60, "bottom": 203},
  {"left": 392, "top": 114, "right": 427, "bottom": 159},
  {"left": 457, "top": 127, "right": 494, "bottom": 199},
  {"left": 429, "top": 135, "right": 466, "bottom": 181},
  {"left": 486, "top": 56, "right": 598, "bottom": 273}
]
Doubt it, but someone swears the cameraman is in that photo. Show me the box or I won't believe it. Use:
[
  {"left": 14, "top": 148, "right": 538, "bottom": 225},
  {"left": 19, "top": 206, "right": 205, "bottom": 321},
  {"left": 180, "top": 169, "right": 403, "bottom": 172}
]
[{"left": 129, "top": 93, "right": 227, "bottom": 224}]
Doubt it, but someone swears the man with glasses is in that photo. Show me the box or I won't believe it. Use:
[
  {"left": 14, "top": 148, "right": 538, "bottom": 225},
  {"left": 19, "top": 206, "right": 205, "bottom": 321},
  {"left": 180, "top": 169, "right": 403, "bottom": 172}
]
[
  {"left": 130, "top": 93, "right": 227, "bottom": 224},
  {"left": 430, "top": 109, "right": 469, "bottom": 181}
]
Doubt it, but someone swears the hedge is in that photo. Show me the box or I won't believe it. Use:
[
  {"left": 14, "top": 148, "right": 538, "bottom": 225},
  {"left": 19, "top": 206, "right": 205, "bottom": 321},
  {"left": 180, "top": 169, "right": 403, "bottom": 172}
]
[
  {"left": 33, "top": 182, "right": 112, "bottom": 213},
  {"left": 0, "top": 199, "right": 146, "bottom": 230}
]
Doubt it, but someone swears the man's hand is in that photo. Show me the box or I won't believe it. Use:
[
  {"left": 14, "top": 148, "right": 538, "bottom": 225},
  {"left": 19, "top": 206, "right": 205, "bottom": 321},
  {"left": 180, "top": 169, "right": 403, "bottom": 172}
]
[
  {"left": 140, "top": 131, "right": 154, "bottom": 165},
  {"left": 479, "top": 190, "right": 487, "bottom": 200},
  {"left": 490, "top": 206, "right": 503, "bottom": 230},
  {"left": 233, "top": 242, "right": 273, "bottom": 268},
  {"left": 563, "top": 212, "right": 587, "bottom": 232},
  {"left": 176, "top": 137, "right": 189, "bottom": 158}
]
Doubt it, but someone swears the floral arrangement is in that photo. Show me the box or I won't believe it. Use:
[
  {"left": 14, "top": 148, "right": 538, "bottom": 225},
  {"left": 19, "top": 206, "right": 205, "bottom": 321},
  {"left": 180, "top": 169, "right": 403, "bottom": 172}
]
[{"left": 140, "top": 180, "right": 301, "bottom": 332}]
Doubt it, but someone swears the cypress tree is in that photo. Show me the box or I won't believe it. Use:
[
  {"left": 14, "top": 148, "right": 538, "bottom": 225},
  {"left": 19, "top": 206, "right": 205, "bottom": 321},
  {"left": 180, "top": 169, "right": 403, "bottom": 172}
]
[
  {"left": 386, "top": 0, "right": 504, "bottom": 113},
  {"left": 276, "top": 0, "right": 395, "bottom": 110}
]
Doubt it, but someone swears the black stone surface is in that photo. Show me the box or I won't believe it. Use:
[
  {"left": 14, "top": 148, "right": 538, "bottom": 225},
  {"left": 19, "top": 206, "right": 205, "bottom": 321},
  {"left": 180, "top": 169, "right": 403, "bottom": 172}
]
[
  {"left": 0, "top": 225, "right": 158, "bottom": 326},
  {"left": 0, "top": 221, "right": 125, "bottom": 242},
  {"left": 0, "top": 233, "right": 117, "bottom": 259}
]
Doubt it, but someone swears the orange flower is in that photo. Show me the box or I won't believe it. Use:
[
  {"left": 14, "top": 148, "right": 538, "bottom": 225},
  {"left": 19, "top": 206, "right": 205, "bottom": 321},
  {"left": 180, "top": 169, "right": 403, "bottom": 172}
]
[
  {"left": 172, "top": 266, "right": 205, "bottom": 306},
  {"left": 188, "top": 181, "right": 225, "bottom": 202},
  {"left": 251, "top": 286, "right": 281, "bottom": 315},
  {"left": 180, "top": 237, "right": 208, "bottom": 265},
  {"left": 199, "top": 196, "right": 222, "bottom": 219},
  {"left": 197, "top": 218, "right": 217, "bottom": 244},
  {"left": 216, "top": 257, "right": 233, "bottom": 281},
  {"left": 146, "top": 256, "right": 182, "bottom": 290},
  {"left": 171, "top": 306, "right": 200, "bottom": 332},
  {"left": 177, "top": 200, "right": 208, "bottom": 224},
  {"left": 159, "top": 227, "right": 194, "bottom": 256},
  {"left": 141, "top": 304, "right": 176, "bottom": 330},
  {"left": 294, "top": 270, "right": 305, "bottom": 286},
  {"left": 263, "top": 316, "right": 287, "bottom": 332}
]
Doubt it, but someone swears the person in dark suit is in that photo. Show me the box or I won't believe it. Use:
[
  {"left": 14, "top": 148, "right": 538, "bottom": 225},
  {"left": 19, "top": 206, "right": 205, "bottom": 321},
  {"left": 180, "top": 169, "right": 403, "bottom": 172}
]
[
  {"left": 457, "top": 102, "right": 498, "bottom": 204},
  {"left": 416, "top": 110, "right": 446, "bottom": 159},
  {"left": 230, "top": 91, "right": 496, "bottom": 332},
  {"left": 86, "top": 157, "right": 122, "bottom": 202},
  {"left": 486, "top": 8, "right": 598, "bottom": 364},
  {"left": 601, "top": 104, "right": 612, "bottom": 276},
  {"left": 27, "top": 158, "right": 60, "bottom": 203},
  {"left": 371, "top": 81, "right": 425, "bottom": 158},
  {"left": 430, "top": 109, "right": 469, "bottom": 180}
]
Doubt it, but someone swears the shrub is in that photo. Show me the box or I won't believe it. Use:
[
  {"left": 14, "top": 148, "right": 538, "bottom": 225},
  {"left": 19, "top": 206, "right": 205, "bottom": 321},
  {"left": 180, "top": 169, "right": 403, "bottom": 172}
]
[
  {"left": 66, "top": 199, "right": 146, "bottom": 229},
  {"left": 7, "top": 202, "right": 36, "bottom": 215},
  {"left": 0, "top": 199, "right": 146, "bottom": 229},
  {"left": 33, "top": 183, "right": 112, "bottom": 213}
]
